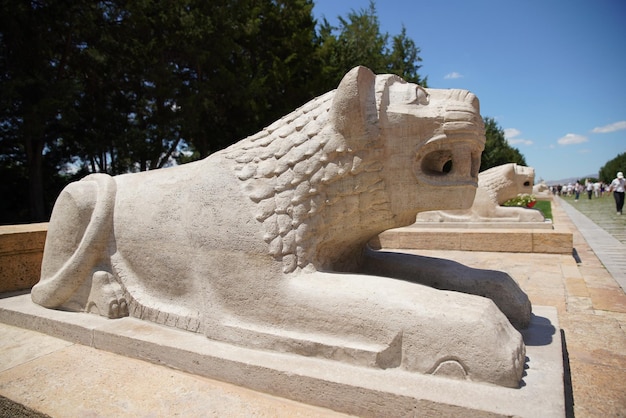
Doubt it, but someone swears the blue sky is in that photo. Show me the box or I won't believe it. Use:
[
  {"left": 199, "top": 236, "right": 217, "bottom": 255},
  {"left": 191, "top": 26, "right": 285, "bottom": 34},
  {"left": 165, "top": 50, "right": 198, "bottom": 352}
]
[{"left": 312, "top": 0, "right": 626, "bottom": 182}]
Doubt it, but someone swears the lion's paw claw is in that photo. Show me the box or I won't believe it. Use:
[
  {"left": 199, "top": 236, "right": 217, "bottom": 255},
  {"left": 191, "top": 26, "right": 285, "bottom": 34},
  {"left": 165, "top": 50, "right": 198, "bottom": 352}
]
[{"left": 87, "top": 271, "right": 129, "bottom": 319}]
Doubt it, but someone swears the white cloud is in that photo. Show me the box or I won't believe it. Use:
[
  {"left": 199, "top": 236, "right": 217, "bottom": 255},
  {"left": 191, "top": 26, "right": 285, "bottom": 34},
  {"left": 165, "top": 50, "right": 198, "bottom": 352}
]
[
  {"left": 504, "top": 128, "right": 533, "bottom": 146},
  {"left": 509, "top": 138, "right": 534, "bottom": 146},
  {"left": 504, "top": 128, "right": 521, "bottom": 139},
  {"left": 444, "top": 72, "right": 463, "bottom": 79},
  {"left": 557, "top": 133, "right": 588, "bottom": 145},
  {"left": 591, "top": 121, "right": 626, "bottom": 133}
]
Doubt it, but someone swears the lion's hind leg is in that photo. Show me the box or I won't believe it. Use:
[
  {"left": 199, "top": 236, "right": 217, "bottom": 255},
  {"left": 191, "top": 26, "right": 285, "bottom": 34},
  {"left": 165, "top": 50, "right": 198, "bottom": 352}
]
[{"left": 85, "top": 271, "right": 128, "bottom": 319}]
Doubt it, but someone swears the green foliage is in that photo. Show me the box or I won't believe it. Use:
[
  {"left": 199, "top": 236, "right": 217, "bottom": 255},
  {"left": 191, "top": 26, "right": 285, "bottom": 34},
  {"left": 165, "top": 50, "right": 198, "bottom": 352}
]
[
  {"left": 599, "top": 152, "right": 626, "bottom": 183},
  {"left": 387, "top": 26, "right": 428, "bottom": 86},
  {"left": 502, "top": 193, "right": 536, "bottom": 207},
  {"left": 0, "top": 0, "right": 85, "bottom": 220},
  {"left": 480, "top": 117, "right": 527, "bottom": 172},
  {"left": 0, "top": 0, "right": 428, "bottom": 223},
  {"left": 314, "top": 1, "right": 426, "bottom": 91},
  {"left": 0, "top": 0, "right": 321, "bottom": 221},
  {"left": 502, "top": 194, "right": 552, "bottom": 219}
]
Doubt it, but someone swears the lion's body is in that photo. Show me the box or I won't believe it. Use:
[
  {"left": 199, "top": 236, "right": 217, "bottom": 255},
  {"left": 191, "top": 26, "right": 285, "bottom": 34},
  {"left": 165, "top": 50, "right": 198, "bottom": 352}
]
[{"left": 32, "top": 67, "right": 529, "bottom": 387}]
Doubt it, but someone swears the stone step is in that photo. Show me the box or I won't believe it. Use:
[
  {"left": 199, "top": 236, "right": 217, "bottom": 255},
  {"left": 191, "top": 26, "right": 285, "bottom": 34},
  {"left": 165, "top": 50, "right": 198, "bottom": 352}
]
[{"left": 371, "top": 225, "right": 573, "bottom": 254}]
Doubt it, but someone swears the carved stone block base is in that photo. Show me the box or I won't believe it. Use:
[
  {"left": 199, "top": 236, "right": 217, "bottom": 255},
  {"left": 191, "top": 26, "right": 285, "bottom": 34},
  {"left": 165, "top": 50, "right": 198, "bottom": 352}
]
[
  {"left": 373, "top": 225, "right": 573, "bottom": 254},
  {"left": 0, "top": 293, "right": 565, "bottom": 417},
  {"left": 0, "top": 223, "right": 47, "bottom": 293}
]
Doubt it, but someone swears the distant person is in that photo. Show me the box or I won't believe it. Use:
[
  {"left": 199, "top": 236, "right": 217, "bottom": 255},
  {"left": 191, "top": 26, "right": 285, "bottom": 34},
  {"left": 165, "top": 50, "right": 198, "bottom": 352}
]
[
  {"left": 574, "top": 180, "right": 582, "bottom": 201},
  {"left": 609, "top": 172, "right": 625, "bottom": 215},
  {"left": 585, "top": 179, "right": 593, "bottom": 199}
]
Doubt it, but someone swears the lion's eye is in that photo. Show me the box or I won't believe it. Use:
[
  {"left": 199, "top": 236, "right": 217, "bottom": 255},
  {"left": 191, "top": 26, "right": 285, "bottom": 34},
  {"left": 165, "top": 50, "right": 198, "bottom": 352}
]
[{"left": 421, "top": 150, "right": 453, "bottom": 176}]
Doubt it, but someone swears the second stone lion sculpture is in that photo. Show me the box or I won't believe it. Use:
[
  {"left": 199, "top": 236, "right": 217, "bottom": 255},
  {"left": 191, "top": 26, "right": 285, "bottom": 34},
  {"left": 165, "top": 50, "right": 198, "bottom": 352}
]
[
  {"left": 416, "top": 163, "right": 545, "bottom": 223},
  {"left": 32, "top": 66, "right": 530, "bottom": 388}
]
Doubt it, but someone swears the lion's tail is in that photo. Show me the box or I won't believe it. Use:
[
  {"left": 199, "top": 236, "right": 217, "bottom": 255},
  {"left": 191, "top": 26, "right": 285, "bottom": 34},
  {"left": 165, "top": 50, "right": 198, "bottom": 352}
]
[{"left": 32, "top": 173, "right": 116, "bottom": 308}]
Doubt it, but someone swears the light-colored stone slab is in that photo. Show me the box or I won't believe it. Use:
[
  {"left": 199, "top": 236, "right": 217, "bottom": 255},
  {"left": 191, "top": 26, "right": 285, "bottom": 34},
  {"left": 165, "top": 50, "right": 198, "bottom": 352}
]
[
  {"left": 413, "top": 220, "right": 554, "bottom": 229},
  {"left": 460, "top": 230, "right": 533, "bottom": 252},
  {"left": 0, "top": 321, "right": 72, "bottom": 373},
  {"left": 533, "top": 230, "right": 573, "bottom": 253},
  {"left": 0, "top": 334, "right": 343, "bottom": 418},
  {"left": 374, "top": 227, "right": 573, "bottom": 254},
  {"left": 0, "top": 293, "right": 564, "bottom": 417}
]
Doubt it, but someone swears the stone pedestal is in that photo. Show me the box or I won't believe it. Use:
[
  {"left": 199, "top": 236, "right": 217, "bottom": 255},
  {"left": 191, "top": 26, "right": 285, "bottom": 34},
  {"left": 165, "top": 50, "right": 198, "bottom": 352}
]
[
  {"left": 0, "top": 223, "right": 47, "bottom": 293},
  {"left": 372, "top": 226, "right": 572, "bottom": 254},
  {"left": 0, "top": 293, "right": 565, "bottom": 417}
]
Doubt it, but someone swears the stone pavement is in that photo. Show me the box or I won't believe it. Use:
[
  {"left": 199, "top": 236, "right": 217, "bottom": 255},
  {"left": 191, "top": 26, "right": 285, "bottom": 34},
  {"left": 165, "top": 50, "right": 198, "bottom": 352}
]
[
  {"left": 0, "top": 196, "right": 625, "bottom": 417},
  {"left": 411, "top": 196, "right": 626, "bottom": 417},
  {"left": 557, "top": 196, "right": 626, "bottom": 292},
  {"left": 0, "top": 319, "right": 347, "bottom": 417}
]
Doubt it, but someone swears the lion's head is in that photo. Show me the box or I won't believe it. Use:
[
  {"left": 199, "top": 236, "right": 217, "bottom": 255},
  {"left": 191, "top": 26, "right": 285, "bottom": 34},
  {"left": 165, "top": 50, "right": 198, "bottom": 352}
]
[
  {"left": 224, "top": 66, "right": 485, "bottom": 273},
  {"left": 478, "top": 163, "right": 535, "bottom": 205}
]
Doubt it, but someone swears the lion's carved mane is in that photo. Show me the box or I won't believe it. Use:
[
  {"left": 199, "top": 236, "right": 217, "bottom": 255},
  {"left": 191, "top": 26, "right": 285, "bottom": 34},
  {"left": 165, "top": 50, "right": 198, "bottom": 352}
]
[{"left": 224, "top": 91, "right": 390, "bottom": 273}]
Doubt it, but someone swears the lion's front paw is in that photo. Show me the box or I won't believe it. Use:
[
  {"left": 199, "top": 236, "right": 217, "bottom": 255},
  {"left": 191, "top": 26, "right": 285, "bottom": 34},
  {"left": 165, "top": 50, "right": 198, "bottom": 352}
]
[{"left": 86, "top": 271, "right": 129, "bottom": 318}]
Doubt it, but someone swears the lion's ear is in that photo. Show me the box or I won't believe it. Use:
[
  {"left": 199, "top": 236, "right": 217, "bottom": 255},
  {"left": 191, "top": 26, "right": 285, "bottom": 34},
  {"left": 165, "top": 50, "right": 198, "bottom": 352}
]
[{"left": 330, "top": 66, "right": 378, "bottom": 141}]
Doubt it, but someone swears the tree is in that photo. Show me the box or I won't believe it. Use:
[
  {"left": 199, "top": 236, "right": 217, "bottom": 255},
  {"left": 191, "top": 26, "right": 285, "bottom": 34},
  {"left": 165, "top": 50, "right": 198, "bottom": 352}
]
[
  {"left": 0, "top": 0, "right": 91, "bottom": 221},
  {"left": 0, "top": 0, "right": 321, "bottom": 222},
  {"left": 0, "top": 0, "right": 427, "bottom": 223},
  {"left": 480, "top": 117, "right": 527, "bottom": 172},
  {"left": 599, "top": 152, "right": 626, "bottom": 183},
  {"left": 387, "top": 26, "right": 427, "bottom": 85},
  {"left": 315, "top": 1, "right": 427, "bottom": 91}
]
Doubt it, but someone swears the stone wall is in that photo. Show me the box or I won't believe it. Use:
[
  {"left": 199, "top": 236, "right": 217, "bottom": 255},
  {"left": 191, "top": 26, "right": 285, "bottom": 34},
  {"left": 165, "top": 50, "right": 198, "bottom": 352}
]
[{"left": 0, "top": 223, "right": 47, "bottom": 293}]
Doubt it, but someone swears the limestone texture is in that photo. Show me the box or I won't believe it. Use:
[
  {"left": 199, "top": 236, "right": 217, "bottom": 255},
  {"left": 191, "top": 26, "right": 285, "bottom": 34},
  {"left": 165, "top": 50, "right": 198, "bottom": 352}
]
[{"left": 31, "top": 66, "right": 529, "bottom": 387}]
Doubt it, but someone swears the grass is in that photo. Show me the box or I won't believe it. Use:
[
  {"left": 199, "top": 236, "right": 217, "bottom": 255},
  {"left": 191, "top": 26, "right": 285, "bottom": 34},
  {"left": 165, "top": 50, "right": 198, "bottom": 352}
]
[
  {"left": 534, "top": 200, "right": 552, "bottom": 220},
  {"left": 560, "top": 193, "right": 626, "bottom": 222}
]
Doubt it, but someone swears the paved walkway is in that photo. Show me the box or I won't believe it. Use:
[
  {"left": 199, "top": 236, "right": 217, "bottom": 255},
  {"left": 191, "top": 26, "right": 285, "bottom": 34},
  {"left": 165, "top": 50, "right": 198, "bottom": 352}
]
[{"left": 558, "top": 196, "right": 626, "bottom": 292}]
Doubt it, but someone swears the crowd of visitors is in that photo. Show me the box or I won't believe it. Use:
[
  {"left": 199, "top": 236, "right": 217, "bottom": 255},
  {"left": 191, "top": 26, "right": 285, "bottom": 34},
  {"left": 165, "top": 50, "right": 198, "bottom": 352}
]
[
  {"left": 549, "top": 179, "right": 608, "bottom": 199},
  {"left": 549, "top": 172, "right": 625, "bottom": 215}
]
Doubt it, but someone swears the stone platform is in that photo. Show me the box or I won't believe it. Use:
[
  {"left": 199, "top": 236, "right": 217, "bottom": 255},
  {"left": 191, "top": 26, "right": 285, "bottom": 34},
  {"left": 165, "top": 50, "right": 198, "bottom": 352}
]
[
  {"left": 375, "top": 196, "right": 573, "bottom": 254},
  {"left": 372, "top": 222, "right": 573, "bottom": 254},
  {"left": 0, "top": 293, "right": 563, "bottom": 417},
  {"left": 414, "top": 220, "right": 555, "bottom": 229}
]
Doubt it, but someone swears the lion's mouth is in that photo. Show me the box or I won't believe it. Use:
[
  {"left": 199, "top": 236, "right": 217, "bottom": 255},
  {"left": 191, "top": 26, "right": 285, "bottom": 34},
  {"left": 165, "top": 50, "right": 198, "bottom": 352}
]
[{"left": 414, "top": 134, "right": 483, "bottom": 187}]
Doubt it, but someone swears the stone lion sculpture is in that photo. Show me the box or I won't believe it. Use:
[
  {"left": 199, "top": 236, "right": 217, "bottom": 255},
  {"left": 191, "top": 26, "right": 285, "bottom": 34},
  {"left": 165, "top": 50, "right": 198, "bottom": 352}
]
[
  {"left": 533, "top": 180, "right": 549, "bottom": 194},
  {"left": 416, "top": 163, "right": 545, "bottom": 223},
  {"left": 533, "top": 180, "right": 551, "bottom": 197},
  {"left": 32, "top": 66, "right": 530, "bottom": 388}
]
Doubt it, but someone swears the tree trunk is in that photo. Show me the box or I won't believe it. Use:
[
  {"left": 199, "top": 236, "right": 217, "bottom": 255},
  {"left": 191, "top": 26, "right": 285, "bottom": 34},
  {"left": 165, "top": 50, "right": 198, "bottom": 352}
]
[{"left": 25, "top": 137, "right": 46, "bottom": 222}]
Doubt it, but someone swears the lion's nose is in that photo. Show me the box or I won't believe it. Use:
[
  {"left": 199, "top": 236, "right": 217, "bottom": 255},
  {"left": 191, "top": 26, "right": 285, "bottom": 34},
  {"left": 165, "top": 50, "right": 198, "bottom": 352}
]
[
  {"left": 451, "top": 147, "right": 471, "bottom": 179},
  {"left": 446, "top": 144, "right": 481, "bottom": 181}
]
